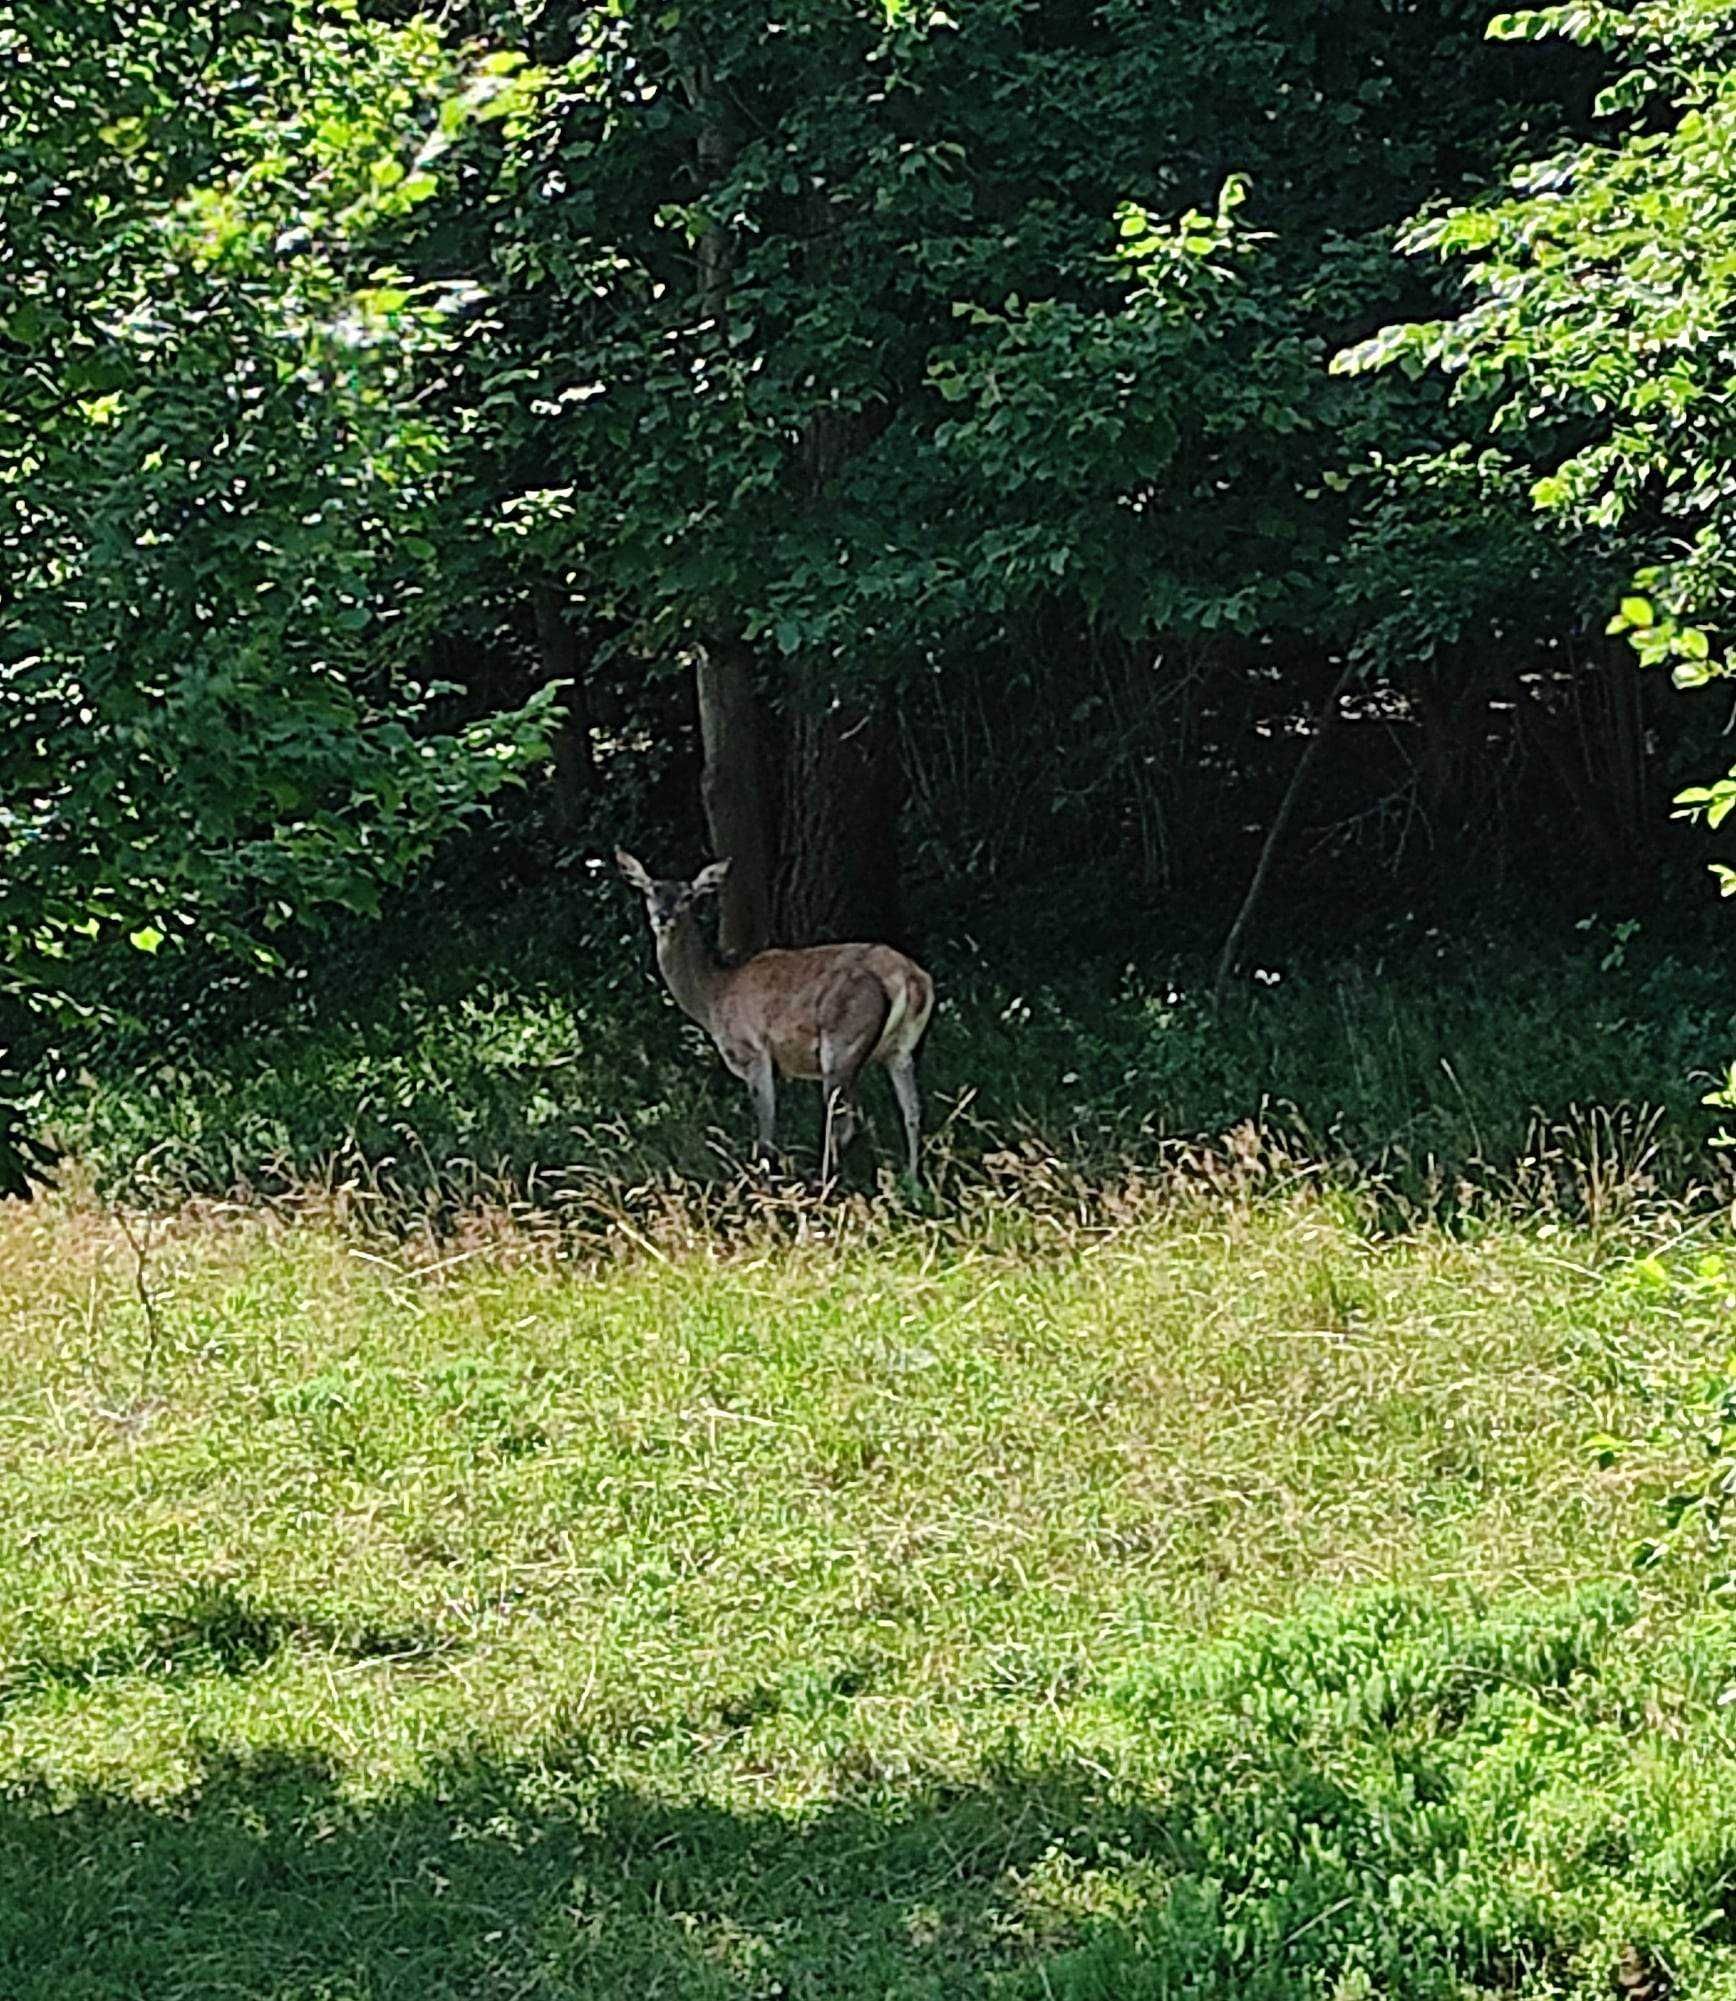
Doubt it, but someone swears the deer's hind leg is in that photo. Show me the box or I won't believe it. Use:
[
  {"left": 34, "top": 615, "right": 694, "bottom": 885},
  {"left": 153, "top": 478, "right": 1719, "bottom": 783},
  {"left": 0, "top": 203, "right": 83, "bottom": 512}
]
[
  {"left": 817, "top": 984, "right": 890, "bottom": 1185},
  {"left": 887, "top": 1055, "right": 922, "bottom": 1182},
  {"left": 885, "top": 969, "right": 934, "bottom": 1182}
]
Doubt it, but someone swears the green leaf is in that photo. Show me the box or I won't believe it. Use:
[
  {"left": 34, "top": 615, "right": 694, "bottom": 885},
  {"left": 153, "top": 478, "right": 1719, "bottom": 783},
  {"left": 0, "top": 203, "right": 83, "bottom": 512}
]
[
  {"left": 5, "top": 301, "right": 49, "bottom": 349},
  {"left": 128, "top": 926, "right": 164, "bottom": 954}
]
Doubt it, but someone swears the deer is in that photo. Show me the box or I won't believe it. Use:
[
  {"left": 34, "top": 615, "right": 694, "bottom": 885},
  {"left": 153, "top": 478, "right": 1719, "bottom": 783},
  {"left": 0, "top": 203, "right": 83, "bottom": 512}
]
[{"left": 615, "top": 850, "right": 936, "bottom": 1185}]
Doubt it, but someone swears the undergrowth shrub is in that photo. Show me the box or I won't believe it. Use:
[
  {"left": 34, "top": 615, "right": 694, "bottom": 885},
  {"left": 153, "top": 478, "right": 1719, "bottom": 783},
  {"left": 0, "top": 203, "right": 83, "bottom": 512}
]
[
  {"left": 29, "top": 891, "right": 1736, "bottom": 1230},
  {"left": 1074, "top": 1586, "right": 1725, "bottom": 2000}
]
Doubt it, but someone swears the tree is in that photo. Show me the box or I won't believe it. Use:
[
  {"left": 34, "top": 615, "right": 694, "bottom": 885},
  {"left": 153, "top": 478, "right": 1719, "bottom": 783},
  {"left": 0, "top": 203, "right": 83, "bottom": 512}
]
[
  {"left": 416, "top": 0, "right": 1610, "bottom": 940},
  {"left": 1335, "top": 0, "right": 1736, "bottom": 868},
  {"left": 392, "top": 1, "right": 1355, "bottom": 944},
  {"left": 0, "top": 0, "right": 555, "bottom": 1186}
]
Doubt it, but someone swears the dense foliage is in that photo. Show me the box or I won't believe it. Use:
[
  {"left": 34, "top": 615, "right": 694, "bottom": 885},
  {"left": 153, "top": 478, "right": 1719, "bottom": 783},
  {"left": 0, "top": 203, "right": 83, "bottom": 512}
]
[
  {"left": 1339, "top": 0, "right": 1736, "bottom": 836},
  {"left": 0, "top": 1, "right": 554, "bottom": 1183},
  {"left": 417, "top": 0, "right": 1615, "bottom": 931},
  {"left": 1334, "top": 0, "right": 1736, "bottom": 1181},
  {"left": 6, "top": 0, "right": 1733, "bottom": 1193}
]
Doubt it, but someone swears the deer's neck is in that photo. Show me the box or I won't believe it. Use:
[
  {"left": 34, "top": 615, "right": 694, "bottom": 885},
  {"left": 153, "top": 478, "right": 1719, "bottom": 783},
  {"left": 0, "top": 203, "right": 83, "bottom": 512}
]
[{"left": 656, "top": 913, "right": 728, "bottom": 1028}]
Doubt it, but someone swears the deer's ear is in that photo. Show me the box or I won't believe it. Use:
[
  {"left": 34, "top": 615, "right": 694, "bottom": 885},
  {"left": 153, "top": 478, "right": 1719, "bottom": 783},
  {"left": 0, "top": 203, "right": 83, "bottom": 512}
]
[
  {"left": 690, "top": 859, "right": 732, "bottom": 899},
  {"left": 615, "top": 849, "right": 654, "bottom": 894}
]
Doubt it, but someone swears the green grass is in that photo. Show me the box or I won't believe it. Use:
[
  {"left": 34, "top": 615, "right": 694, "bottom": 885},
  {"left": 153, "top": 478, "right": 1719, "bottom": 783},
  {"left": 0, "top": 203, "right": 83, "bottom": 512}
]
[{"left": 5, "top": 1177, "right": 1736, "bottom": 1996}]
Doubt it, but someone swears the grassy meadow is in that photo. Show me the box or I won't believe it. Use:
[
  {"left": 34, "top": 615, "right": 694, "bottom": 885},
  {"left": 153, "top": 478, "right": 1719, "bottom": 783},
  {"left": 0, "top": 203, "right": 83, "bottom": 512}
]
[
  {"left": 5, "top": 1156, "right": 1736, "bottom": 1998},
  {"left": 13, "top": 888, "right": 1736, "bottom": 1995}
]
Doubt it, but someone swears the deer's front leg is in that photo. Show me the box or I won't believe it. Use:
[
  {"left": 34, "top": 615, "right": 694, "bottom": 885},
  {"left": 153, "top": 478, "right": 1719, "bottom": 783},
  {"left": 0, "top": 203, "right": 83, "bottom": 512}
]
[{"left": 743, "top": 1055, "right": 778, "bottom": 1165}]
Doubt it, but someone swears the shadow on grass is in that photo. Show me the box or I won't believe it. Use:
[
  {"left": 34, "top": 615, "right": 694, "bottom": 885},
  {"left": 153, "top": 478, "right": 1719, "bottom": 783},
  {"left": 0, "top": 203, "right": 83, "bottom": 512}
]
[
  {"left": 0, "top": 1581, "right": 456, "bottom": 1719},
  {"left": 0, "top": 1738, "right": 1588, "bottom": 2000}
]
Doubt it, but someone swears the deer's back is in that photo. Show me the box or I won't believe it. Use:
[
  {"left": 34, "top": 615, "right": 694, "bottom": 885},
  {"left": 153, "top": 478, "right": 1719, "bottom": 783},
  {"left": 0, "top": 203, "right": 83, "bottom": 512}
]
[{"left": 717, "top": 944, "right": 933, "bottom": 1080}]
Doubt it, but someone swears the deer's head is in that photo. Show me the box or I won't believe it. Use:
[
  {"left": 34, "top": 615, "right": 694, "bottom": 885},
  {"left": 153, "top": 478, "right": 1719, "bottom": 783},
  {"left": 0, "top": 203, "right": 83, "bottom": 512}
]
[{"left": 615, "top": 850, "right": 731, "bottom": 942}]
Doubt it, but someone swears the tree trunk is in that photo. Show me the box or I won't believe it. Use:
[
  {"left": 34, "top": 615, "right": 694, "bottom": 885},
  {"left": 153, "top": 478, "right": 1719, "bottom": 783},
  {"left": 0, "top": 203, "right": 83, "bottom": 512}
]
[
  {"left": 776, "top": 700, "right": 901, "bottom": 944},
  {"left": 771, "top": 225, "right": 903, "bottom": 948},
  {"left": 686, "top": 54, "right": 775, "bottom": 958},
  {"left": 1212, "top": 660, "right": 1357, "bottom": 1009},
  {"left": 696, "top": 640, "right": 775, "bottom": 957},
  {"left": 530, "top": 582, "right": 594, "bottom": 842}
]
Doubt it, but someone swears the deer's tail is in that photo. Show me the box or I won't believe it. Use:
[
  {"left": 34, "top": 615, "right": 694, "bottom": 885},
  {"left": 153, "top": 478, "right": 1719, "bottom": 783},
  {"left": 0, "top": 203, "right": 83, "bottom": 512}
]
[
  {"left": 873, "top": 964, "right": 934, "bottom": 1063},
  {"left": 872, "top": 980, "right": 907, "bottom": 1060}
]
